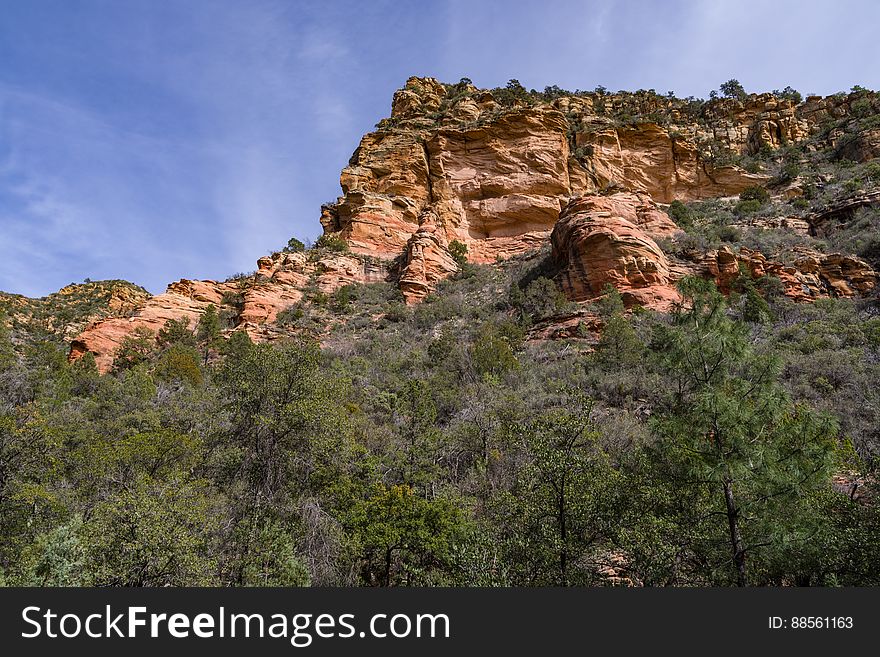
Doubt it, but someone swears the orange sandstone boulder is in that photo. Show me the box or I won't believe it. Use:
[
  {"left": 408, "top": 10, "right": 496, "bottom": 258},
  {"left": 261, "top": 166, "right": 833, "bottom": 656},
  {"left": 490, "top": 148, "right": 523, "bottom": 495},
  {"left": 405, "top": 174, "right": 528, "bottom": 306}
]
[
  {"left": 398, "top": 211, "right": 460, "bottom": 304},
  {"left": 551, "top": 194, "right": 681, "bottom": 311}
]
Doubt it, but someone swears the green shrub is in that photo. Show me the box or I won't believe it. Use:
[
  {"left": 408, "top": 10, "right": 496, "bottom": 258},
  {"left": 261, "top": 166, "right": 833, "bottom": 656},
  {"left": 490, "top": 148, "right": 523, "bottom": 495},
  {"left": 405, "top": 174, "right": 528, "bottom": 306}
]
[
  {"left": 276, "top": 304, "right": 304, "bottom": 327},
  {"left": 852, "top": 98, "right": 874, "bottom": 119},
  {"left": 521, "top": 277, "right": 568, "bottom": 319},
  {"left": 573, "top": 145, "right": 594, "bottom": 161},
  {"left": 156, "top": 317, "right": 195, "bottom": 348},
  {"left": 221, "top": 291, "right": 245, "bottom": 309},
  {"left": 332, "top": 284, "right": 357, "bottom": 313},
  {"left": 666, "top": 200, "right": 693, "bottom": 228},
  {"left": 470, "top": 325, "right": 519, "bottom": 377},
  {"left": 154, "top": 344, "right": 203, "bottom": 387},
  {"left": 775, "top": 161, "right": 801, "bottom": 183},
  {"left": 113, "top": 327, "right": 156, "bottom": 371},
  {"left": 739, "top": 186, "right": 770, "bottom": 203},
  {"left": 717, "top": 225, "right": 743, "bottom": 242},
  {"left": 314, "top": 234, "right": 350, "bottom": 252},
  {"left": 448, "top": 240, "right": 469, "bottom": 268},
  {"left": 843, "top": 178, "right": 862, "bottom": 194},
  {"left": 734, "top": 199, "right": 763, "bottom": 216},
  {"left": 283, "top": 237, "right": 306, "bottom": 253},
  {"left": 384, "top": 302, "right": 410, "bottom": 323}
]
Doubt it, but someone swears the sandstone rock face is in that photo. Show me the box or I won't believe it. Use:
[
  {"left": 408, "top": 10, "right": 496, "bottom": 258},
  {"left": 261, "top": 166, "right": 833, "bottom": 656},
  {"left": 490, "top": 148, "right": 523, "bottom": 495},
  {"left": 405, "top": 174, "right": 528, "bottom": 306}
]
[
  {"left": 835, "top": 129, "right": 880, "bottom": 162},
  {"left": 70, "top": 251, "right": 389, "bottom": 373},
  {"left": 551, "top": 192, "right": 877, "bottom": 312},
  {"left": 701, "top": 94, "right": 808, "bottom": 154},
  {"left": 398, "top": 211, "right": 460, "bottom": 304},
  {"left": 551, "top": 194, "right": 681, "bottom": 311},
  {"left": 574, "top": 122, "right": 769, "bottom": 202},
  {"left": 732, "top": 215, "right": 811, "bottom": 234},
  {"left": 426, "top": 108, "right": 571, "bottom": 242},
  {"left": 700, "top": 246, "right": 876, "bottom": 301},
  {"left": 321, "top": 79, "right": 875, "bottom": 302},
  {"left": 327, "top": 100, "right": 573, "bottom": 265},
  {"left": 58, "top": 79, "right": 880, "bottom": 368},
  {"left": 70, "top": 279, "right": 233, "bottom": 372}
]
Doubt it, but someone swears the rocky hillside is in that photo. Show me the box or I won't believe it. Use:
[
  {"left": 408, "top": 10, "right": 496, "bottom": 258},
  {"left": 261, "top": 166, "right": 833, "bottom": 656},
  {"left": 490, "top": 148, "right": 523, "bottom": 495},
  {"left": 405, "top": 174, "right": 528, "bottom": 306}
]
[
  {"left": 10, "top": 77, "right": 878, "bottom": 372},
  {"left": 0, "top": 280, "right": 149, "bottom": 348}
]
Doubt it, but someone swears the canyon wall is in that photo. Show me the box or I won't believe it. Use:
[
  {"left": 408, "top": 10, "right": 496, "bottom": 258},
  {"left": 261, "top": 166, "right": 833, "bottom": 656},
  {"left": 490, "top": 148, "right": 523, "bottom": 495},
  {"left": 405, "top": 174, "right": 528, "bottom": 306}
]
[{"left": 64, "top": 78, "right": 878, "bottom": 370}]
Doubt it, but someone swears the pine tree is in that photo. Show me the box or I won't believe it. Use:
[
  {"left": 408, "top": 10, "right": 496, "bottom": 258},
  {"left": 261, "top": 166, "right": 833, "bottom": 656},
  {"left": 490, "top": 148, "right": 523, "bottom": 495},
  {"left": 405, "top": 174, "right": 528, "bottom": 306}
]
[
  {"left": 649, "top": 278, "right": 836, "bottom": 585},
  {"left": 196, "top": 304, "right": 221, "bottom": 364}
]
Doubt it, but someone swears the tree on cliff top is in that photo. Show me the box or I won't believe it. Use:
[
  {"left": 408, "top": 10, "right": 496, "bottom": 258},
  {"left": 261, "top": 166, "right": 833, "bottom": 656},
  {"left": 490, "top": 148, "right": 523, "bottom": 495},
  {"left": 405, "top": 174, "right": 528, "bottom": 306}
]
[{"left": 719, "top": 79, "right": 747, "bottom": 100}]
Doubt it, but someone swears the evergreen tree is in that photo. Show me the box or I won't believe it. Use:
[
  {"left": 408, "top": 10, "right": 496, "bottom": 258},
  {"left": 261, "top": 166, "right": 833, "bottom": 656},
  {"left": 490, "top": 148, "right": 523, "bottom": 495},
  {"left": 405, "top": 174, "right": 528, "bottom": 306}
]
[
  {"left": 496, "top": 397, "right": 622, "bottom": 586},
  {"left": 648, "top": 278, "right": 836, "bottom": 585},
  {"left": 196, "top": 304, "right": 221, "bottom": 364}
]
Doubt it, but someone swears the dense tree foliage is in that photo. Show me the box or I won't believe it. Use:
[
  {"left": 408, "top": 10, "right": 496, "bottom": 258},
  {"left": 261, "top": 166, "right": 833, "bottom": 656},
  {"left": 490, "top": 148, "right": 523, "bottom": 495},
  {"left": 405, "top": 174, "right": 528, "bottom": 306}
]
[{"left": 0, "top": 257, "right": 878, "bottom": 587}]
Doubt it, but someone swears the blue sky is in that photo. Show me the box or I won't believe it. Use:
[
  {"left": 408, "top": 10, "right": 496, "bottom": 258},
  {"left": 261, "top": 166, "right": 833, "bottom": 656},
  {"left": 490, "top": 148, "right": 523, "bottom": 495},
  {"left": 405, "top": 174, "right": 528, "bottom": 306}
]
[{"left": 1, "top": 0, "right": 878, "bottom": 297}]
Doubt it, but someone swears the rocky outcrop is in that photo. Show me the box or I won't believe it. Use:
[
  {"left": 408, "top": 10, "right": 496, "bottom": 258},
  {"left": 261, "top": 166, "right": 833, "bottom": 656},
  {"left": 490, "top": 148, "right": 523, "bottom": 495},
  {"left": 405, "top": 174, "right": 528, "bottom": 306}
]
[
  {"left": 731, "top": 215, "right": 811, "bottom": 234},
  {"left": 808, "top": 190, "right": 880, "bottom": 237},
  {"left": 526, "top": 310, "right": 603, "bottom": 342},
  {"left": 699, "top": 94, "right": 809, "bottom": 154},
  {"left": 322, "top": 78, "right": 876, "bottom": 301},
  {"left": 835, "top": 129, "right": 880, "bottom": 162},
  {"left": 323, "top": 80, "right": 781, "bottom": 269},
  {"left": 56, "top": 79, "right": 880, "bottom": 369},
  {"left": 425, "top": 108, "right": 571, "bottom": 246},
  {"left": 69, "top": 279, "right": 232, "bottom": 372},
  {"left": 700, "top": 246, "right": 876, "bottom": 301},
  {"left": 398, "top": 211, "right": 459, "bottom": 304},
  {"left": 325, "top": 99, "right": 573, "bottom": 265},
  {"left": 70, "top": 251, "right": 389, "bottom": 372},
  {"left": 551, "top": 191, "right": 876, "bottom": 312},
  {"left": 1, "top": 280, "right": 150, "bottom": 344},
  {"left": 551, "top": 193, "right": 681, "bottom": 311}
]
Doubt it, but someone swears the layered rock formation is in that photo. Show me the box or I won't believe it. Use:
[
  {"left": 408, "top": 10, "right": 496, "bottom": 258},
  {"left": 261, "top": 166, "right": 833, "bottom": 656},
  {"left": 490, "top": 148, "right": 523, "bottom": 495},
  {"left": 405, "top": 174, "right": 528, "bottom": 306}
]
[
  {"left": 549, "top": 191, "right": 876, "bottom": 311},
  {"left": 322, "top": 78, "right": 790, "bottom": 269},
  {"left": 702, "top": 247, "right": 876, "bottom": 301},
  {"left": 808, "top": 189, "right": 880, "bottom": 237},
  {"left": 570, "top": 121, "right": 768, "bottom": 202},
  {"left": 322, "top": 102, "right": 573, "bottom": 264},
  {"left": 320, "top": 78, "right": 878, "bottom": 303},
  {"left": 70, "top": 251, "right": 388, "bottom": 372},
  {"left": 551, "top": 193, "right": 681, "bottom": 311},
  {"left": 398, "top": 210, "right": 460, "bottom": 303},
  {"left": 57, "top": 78, "right": 879, "bottom": 369}
]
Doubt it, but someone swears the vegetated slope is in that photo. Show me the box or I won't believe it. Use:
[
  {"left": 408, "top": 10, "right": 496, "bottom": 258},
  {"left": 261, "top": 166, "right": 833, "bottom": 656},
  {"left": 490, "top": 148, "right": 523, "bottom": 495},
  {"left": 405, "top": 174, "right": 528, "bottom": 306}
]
[{"left": 0, "top": 280, "right": 149, "bottom": 347}]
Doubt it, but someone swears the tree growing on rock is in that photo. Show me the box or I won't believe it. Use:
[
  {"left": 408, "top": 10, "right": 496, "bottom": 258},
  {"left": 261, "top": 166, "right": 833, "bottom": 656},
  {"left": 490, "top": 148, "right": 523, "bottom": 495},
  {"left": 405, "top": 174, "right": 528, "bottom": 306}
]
[
  {"left": 283, "top": 237, "right": 306, "bottom": 253},
  {"left": 720, "top": 79, "right": 747, "bottom": 100}
]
